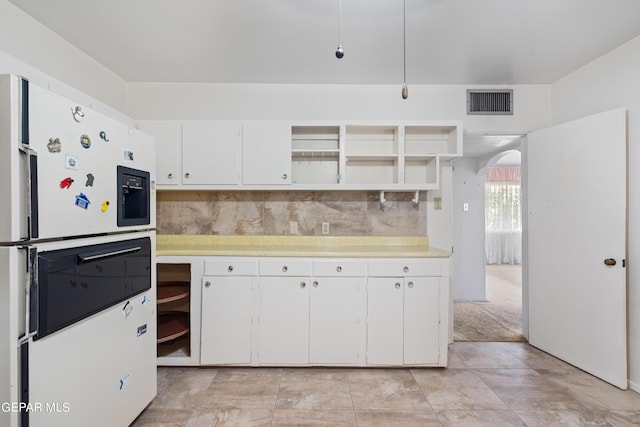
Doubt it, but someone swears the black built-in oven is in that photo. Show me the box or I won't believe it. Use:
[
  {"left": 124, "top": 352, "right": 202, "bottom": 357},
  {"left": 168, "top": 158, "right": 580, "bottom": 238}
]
[{"left": 33, "top": 237, "right": 152, "bottom": 339}]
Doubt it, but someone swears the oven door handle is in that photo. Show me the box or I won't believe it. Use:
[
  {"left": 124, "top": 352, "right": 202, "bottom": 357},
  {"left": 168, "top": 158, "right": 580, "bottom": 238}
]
[{"left": 77, "top": 246, "right": 142, "bottom": 263}]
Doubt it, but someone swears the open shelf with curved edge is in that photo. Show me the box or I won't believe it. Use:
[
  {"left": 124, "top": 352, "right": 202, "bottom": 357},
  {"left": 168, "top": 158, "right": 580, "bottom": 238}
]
[
  {"left": 156, "top": 263, "right": 192, "bottom": 360},
  {"left": 157, "top": 311, "right": 190, "bottom": 343}
]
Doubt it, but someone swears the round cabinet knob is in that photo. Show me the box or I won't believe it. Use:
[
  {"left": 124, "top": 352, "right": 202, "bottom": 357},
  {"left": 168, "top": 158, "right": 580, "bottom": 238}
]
[
  {"left": 408, "top": 281, "right": 414, "bottom": 288},
  {"left": 167, "top": 173, "right": 173, "bottom": 179},
  {"left": 403, "top": 266, "right": 409, "bottom": 273},
  {"left": 227, "top": 265, "right": 234, "bottom": 272},
  {"left": 282, "top": 173, "right": 288, "bottom": 180},
  {"left": 184, "top": 172, "right": 190, "bottom": 179},
  {"left": 313, "top": 281, "right": 319, "bottom": 288},
  {"left": 336, "top": 266, "right": 342, "bottom": 273},
  {"left": 604, "top": 258, "right": 617, "bottom": 266},
  {"left": 395, "top": 282, "right": 401, "bottom": 289},
  {"left": 204, "top": 281, "right": 211, "bottom": 288},
  {"left": 300, "top": 282, "right": 306, "bottom": 289},
  {"left": 282, "top": 266, "right": 288, "bottom": 272}
]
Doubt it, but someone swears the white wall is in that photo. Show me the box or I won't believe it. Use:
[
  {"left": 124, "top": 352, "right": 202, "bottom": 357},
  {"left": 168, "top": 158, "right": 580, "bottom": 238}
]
[
  {"left": 451, "top": 157, "right": 487, "bottom": 301},
  {"left": 550, "top": 34, "right": 640, "bottom": 391},
  {"left": 126, "top": 82, "right": 549, "bottom": 131},
  {"left": 0, "top": 0, "right": 127, "bottom": 112}
]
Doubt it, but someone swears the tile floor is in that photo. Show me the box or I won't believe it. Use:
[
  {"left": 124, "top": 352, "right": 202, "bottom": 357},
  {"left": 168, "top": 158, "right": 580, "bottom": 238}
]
[{"left": 132, "top": 342, "right": 640, "bottom": 426}]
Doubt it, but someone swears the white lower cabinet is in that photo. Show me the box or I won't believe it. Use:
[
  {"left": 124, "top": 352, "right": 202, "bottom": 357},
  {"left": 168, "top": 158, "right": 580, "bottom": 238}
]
[
  {"left": 200, "top": 276, "right": 253, "bottom": 365},
  {"left": 198, "top": 256, "right": 448, "bottom": 367},
  {"left": 256, "top": 276, "right": 310, "bottom": 365},
  {"left": 309, "top": 277, "right": 365, "bottom": 365},
  {"left": 367, "top": 276, "right": 441, "bottom": 365},
  {"left": 403, "top": 277, "right": 441, "bottom": 365},
  {"left": 366, "top": 278, "right": 405, "bottom": 365}
]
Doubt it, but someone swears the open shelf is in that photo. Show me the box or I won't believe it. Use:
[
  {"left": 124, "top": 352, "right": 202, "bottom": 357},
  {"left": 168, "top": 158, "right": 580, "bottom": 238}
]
[
  {"left": 405, "top": 125, "right": 460, "bottom": 156},
  {"left": 291, "top": 125, "right": 342, "bottom": 185},
  {"left": 157, "top": 263, "right": 192, "bottom": 361},
  {"left": 157, "top": 281, "right": 190, "bottom": 304},
  {"left": 345, "top": 125, "right": 399, "bottom": 156},
  {"left": 285, "top": 121, "right": 461, "bottom": 189},
  {"left": 157, "top": 311, "right": 190, "bottom": 344}
]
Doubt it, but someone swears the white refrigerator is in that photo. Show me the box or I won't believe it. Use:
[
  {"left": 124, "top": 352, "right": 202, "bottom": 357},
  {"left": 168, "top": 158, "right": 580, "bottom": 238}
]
[{"left": 0, "top": 74, "right": 157, "bottom": 427}]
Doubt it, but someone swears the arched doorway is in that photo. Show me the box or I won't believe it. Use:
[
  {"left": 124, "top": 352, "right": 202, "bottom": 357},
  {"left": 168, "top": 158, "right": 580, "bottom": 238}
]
[{"left": 453, "top": 144, "right": 524, "bottom": 342}]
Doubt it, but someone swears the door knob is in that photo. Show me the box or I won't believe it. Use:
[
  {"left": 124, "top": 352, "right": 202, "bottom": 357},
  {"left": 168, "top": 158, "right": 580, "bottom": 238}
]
[{"left": 604, "top": 258, "right": 617, "bottom": 266}]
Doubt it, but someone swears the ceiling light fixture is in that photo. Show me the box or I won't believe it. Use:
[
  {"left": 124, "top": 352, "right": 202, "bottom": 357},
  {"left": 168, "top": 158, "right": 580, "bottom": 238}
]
[
  {"left": 335, "top": 0, "right": 344, "bottom": 59},
  {"left": 401, "top": 0, "right": 408, "bottom": 99}
]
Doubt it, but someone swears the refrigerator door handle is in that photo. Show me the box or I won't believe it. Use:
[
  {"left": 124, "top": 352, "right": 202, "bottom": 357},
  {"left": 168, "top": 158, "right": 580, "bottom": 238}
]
[
  {"left": 18, "top": 144, "right": 39, "bottom": 240},
  {"left": 18, "top": 245, "right": 39, "bottom": 343}
]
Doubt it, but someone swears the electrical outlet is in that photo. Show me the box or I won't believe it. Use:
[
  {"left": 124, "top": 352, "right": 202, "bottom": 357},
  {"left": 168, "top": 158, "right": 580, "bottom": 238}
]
[
  {"left": 289, "top": 221, "right": 298, "bottom": 234},
  {"left": 322, "top": 222, "right": 330, "bottom": 235}
]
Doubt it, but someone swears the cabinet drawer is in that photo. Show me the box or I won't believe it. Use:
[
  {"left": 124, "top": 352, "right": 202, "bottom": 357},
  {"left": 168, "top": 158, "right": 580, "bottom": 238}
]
[
  {"left": 313, "top": 260, "right": 366, "bottom": 277},
  {"left": 367, "top": 260, "right": 443, "bottom": 277},
  {"left": 260, "top": 259, "right": 312, "bottom": 276},
  {"left": 204, "top": 259, "right": 259, "bottom": 276}
]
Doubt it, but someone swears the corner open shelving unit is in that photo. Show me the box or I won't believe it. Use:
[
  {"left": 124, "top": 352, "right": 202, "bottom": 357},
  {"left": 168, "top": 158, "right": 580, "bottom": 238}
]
[{"left": 156, "top": 259, "right": 202, "bottom": 366}]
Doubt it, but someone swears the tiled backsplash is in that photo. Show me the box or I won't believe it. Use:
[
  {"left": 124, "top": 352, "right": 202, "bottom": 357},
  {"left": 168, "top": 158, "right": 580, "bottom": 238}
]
[{"left": 157, "top": 191, "right": 427, "bottom": 236}]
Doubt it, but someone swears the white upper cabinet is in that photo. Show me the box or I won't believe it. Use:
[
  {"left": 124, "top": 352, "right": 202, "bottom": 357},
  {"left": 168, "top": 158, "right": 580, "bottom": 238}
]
[
  {"left": 144, "top": 120, "right": 461, "bottom": 190},
  {"left": 242, "top": 123, "right": 291, "bottom": 185},
  {"left": 182, "top": 123, "right": 241, "bottom": 185},
  {"left": 138, "top": 122, "right": 181, "bottom": 185}
]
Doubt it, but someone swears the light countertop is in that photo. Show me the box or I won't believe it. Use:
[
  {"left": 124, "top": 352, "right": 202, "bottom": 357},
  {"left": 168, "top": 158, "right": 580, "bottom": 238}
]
[{"left": 156, "top": 235, "right": 451, "bottom": 258}]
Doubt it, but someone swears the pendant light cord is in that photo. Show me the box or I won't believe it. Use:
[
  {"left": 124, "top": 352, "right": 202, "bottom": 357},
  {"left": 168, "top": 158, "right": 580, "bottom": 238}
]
[
  {"left": 339, "top": 0, "right": 342, "bottom": 46},
  {"left": 403, "top": 0, "right": 406, "bottom": 84}
]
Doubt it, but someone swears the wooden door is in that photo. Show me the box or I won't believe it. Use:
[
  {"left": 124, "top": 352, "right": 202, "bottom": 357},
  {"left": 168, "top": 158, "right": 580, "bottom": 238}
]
[
  {"left": 138, "top": 122, "right": 181, "bottom": 185},
  {"left": 242, "top": 123, "right": 291, "bottom": 185},
  {"left": 257, "top": 277, "right": 309, "bottom": 364},
  {"left": 182, "top": 122, "right": 241, "bottom": 184},
  {"left": 526, "top": 108, "right": 627, "bottom": 388},
  {"left": 200, "top": 276, "right": 252, "bottom": 365},
  {"left": 403, "top": 276, "right": 440, "bottom": 365},
  {"left": 309, "top": 277, "right": 362, "bottom": 364},
  {"left": 366, "top": 278, "right": 403, "bottom": 365}
]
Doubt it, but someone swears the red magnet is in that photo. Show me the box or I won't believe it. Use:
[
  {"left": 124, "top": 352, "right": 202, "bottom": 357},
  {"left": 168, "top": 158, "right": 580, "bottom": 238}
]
[{"left": 60, "top": 177, "right": 74, "bottom": 189}]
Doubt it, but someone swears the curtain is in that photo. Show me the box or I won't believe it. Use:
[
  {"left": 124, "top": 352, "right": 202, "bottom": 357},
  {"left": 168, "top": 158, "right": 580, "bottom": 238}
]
[{"left": 485, "top": 167, "right": 522, "bottom": 264}]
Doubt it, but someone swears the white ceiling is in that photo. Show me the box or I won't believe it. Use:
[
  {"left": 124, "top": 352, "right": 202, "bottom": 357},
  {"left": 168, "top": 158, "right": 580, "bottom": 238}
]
[{"left": 9, "top": 0, "right": 640, "bottom": 85}]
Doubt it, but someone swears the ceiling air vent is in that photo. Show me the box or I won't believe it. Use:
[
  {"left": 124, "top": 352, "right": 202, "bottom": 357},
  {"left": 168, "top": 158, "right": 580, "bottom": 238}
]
[{"left": 467, "top": 89, "right": 513, "bottom": 115}]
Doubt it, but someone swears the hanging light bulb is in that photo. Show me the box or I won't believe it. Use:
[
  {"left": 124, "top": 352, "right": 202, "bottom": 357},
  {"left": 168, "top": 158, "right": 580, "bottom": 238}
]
[
  {"left": 335, "top": 0, "right": 344, "bottom": 58},
  {"left": 401, "top": 0, "right": 408, "bottom": 99}
]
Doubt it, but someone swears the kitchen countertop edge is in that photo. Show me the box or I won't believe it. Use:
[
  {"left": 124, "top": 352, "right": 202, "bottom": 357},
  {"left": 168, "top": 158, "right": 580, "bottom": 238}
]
[{"left": 156, "top": 235, "right": 451, "bottom": 258}]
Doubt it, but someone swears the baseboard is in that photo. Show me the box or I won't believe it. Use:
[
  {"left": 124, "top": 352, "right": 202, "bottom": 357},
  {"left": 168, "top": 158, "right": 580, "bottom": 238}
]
[
  {"left": 629, "top": 379, "right": 640, "bottom": 393},
  {"left": 454, "top": 298, "right": 489, "bottom": 302}
]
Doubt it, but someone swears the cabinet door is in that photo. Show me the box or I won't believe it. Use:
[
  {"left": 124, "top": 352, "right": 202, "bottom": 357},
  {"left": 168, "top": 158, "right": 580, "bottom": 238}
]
[
  {"left": 242, "top": 123, "right": 291, "bottom": 185},
  {"left": 200, "top": 276, "right": 252, "bottom": 365},
  {"left": 366, "top": 278, "right": 403, "bottom": 365},
  {"left": 404, "top": 277, "right": 440, "bottom": 365},
  {"left": 257, "top": 277, "right": 309, "bottom": 364},
  {"left": 182, "top": 123, "right": 241, "bottom": 184},
  {"left": 309, "top": 277, "right": 363, "bottom": 364},
  {"left": 138, "top": 122, "right": 181, "bottom": 185}
]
